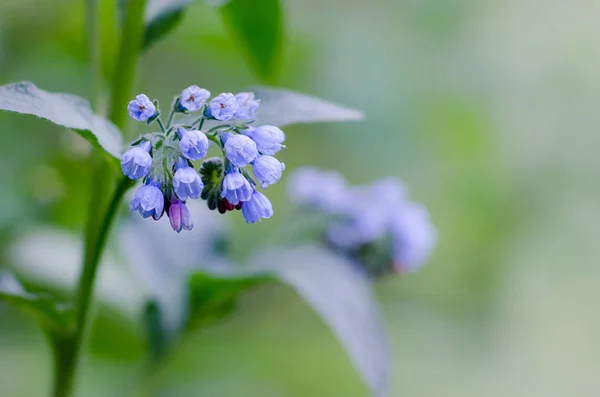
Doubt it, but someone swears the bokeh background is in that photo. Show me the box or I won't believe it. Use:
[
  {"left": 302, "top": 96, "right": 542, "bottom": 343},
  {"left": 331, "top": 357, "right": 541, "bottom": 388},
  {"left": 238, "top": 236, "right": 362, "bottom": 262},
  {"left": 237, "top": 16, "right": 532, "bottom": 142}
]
[{"left": 2, "top": 0, "right": 600, "bottom": 396}]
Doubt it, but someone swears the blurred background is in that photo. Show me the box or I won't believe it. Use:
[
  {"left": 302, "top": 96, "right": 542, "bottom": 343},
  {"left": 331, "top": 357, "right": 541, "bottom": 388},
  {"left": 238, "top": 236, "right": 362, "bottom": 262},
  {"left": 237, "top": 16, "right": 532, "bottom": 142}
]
[{"left": 2, "top": 0, "right": 600, "bottom": 396}]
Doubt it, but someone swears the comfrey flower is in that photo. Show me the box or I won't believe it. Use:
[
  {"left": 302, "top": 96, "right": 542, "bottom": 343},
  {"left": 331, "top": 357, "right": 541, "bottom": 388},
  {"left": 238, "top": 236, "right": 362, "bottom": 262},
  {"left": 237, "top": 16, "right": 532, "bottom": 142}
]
[
  {"left": 205, "top": 93, "right": 238, "bottom": 121},
  {"left": 234, "top": 92, "right": 259, "bottom": 120},
  {"left": 178, "top": 85, "right": 210, "bottom": 112},
  {"left": 121, "top": 140, "right": 152, "bottom": 180},
  {"left": 241, "top": 190, "right": 273, "bottom": 224},
  {"left": 287, "top": 168, "right": 437, "bottom": 277},
  {"left": 253, "top": 155, "right": 285, "bottom": 189},
  {"left": 128, "top": 94, "right": 156, "bottom": 122},
  {"left": 224, "top": 133, "right": 258, "bottom": 167},
  {"left": 178, "top": 128, "right": 209, "bottom": 161},
  {"left": 167, "top": 198, "right": 193, "bottom": 233},
  {"left": 130, "top": 179, "right": 164, "bottom": 220},
  {"left": 221, "top": 167, "right": 253, "bottom": 205},
  {"left": 121, "top": 85, "right": 286, "bottom": 230},
  {"left": 243, "top": 125, "right": 285, "bottom": 155},
  {"left": 173, "top": 158, "right": 203, "bottom": 200}
]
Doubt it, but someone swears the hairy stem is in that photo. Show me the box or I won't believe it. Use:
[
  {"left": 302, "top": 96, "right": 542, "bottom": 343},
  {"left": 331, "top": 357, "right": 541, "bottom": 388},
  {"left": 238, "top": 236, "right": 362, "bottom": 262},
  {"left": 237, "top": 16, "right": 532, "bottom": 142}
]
[{"left": 52, "top": 1, "right": 147, "bottom": 396}]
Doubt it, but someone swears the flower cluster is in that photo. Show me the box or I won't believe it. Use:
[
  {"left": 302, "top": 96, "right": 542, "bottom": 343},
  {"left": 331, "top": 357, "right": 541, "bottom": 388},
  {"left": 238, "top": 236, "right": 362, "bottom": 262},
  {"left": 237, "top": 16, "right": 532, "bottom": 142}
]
[
  {"left": 121, "top": 86, "right": 286, "bottom": 232},
  {"left": 287, "top": 168, "right": 437, "bottom": 276}
]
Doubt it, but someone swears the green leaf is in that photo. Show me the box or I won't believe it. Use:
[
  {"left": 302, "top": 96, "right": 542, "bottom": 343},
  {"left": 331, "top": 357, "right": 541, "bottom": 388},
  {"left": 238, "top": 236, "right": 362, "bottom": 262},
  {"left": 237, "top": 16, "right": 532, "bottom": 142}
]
[
  {"left": 0, "top": 272, "right": 71, "bottom": 335},
  {"left": 143, "top": 0, "right": 193, "bottom": 50},
  {"left": 143, "top": 299, "right": 168, "bottom": 359},
  {"left": 220, "top": 0, "right": 283, "bottom": 82},
  {"left": 252, "top": 87, "right": 365, "bottom": 127},
  {"left": 187, "top": 272, "right": 265, "bottom": 328},
  {"left": 251, "top": 245, "right": 391, "bottom": 397},
  {"left": 0, "top": 81, "right": 123, "bottom": 161}
]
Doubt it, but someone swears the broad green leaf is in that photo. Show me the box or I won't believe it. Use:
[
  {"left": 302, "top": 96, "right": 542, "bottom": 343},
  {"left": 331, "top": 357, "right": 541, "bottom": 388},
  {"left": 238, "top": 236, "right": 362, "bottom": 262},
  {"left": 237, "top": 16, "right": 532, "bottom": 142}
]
[
  {"left": 0, "top": 81, "right": 123, "bottom": 161},
  {"left": 143, "top": 0, "right": 193, "bottom": 50},
  {"left": 251, "top": 245, "right": 391, "bottom": 397},
  {"left": 0, "top": 272, "right": 71, "bottom": 335},
  {"left": 143, "top": 299, "right": 168, "bottom": 359},
  {"left": 253, "top": 87, "right": 366, "bottom": 127},
  {"left": 220, "top": 0, "right": 283, "bottom": 82}
]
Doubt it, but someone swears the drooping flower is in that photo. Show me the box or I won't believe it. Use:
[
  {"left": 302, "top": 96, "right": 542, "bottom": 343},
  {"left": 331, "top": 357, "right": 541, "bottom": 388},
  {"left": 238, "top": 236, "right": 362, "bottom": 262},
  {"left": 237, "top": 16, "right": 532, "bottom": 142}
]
[
  {"left": 241, "top": 190, "right": 273, "bottom": 224},
  {"left": 173, "top": 158, "right": 203, "bottom": 200},
  {"left": 179, "top": 85, "right": 210, "bottom": 112},
  {"left": 168, "top": 198, "right": 194, "bottom": 233},
  {"left": 252, "top": 155, "right": 285, "bottom": 189},
  {"left": 128, "top": 94, "right": 156, "bottom": 122},
  {"left": 234, "top": 92, "right": 259, "bottom": 120},
  {"left": 243, "top": 125, "right": 285, "bottom": 155},
  {"left": 121, "top": 140, "right": 152, "bottom": 180},
  {"left": 220, "top": 168, "right": 253, "bottom": 205},
  {"left": 130, "top": 179, "right": 164, "bottom": 220},
  {"left": 224, "top": 133, "right": 258, "bottom": 167},
  {"left": 178, "top": 128, "right": 209, "bottom": 161},
  {"left": 205, "top": 93, "right": 238, "bottom": 121}
]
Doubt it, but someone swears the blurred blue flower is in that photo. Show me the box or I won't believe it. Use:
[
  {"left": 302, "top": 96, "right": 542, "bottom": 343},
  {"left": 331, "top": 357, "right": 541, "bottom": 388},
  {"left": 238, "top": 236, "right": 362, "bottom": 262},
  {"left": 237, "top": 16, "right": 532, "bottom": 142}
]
[
  {"left": 168, "top": 198, "right": 194, "bottom": 233},
  {"left": 173, "top": 158, "right": 203, "bottom": 200},
  {"left": 241, "top": 190, "right": 273, "bottom": 224},
  {"left": 243, "top": 125, "right": 285, "bottom": 155},
  {"left": 253, "top": 155, "right": 285, "bottom": 189},
  {"left": 221, "top": 168, "right": 253, "bottom": 205},
  {"left": 121, "top": 140, "right": 152, "bottom": 180},
  {"left": 130, "top": 179, "right": 164, "bottom": 220},
  {"left": 224, "top": 134, "right": 258, "bottom": 167},
  {"left": 205, "top": 93, "right": 238, "bottom": 121},
  {"left": 179, "top": 85, "right": 210, "bottom": 112},
  {"left": 234, "top": 92, "right": 259, "bottom": 120},
  {"left": 390, "top": 203, "right": 437, "bottom": 273},
  {"left": 287, "top": 167, "right": 347, "bottom": 212},
  {"left": 127, "top": 94, "right": 156, "bottom": 122},
  {"left": 178, "top": 128, "right": 209, "bottom": 161}
]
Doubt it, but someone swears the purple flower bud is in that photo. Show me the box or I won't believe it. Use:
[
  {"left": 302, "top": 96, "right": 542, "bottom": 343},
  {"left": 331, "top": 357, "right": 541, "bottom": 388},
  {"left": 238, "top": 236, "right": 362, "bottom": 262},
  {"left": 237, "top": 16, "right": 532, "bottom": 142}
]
[
  {"left": 234, "top": 92, "right": 259, "bottom": 120},
  {"left": 224, "top": 134, "right": 258, "bottom": 167},
  {"left": 205, "top": 93, "right": 238, "bottom": 121},
  {"left": 121, "top": 141, "right": 152, "bottom": 180},
  {"left": 179, "top": 85, "right": 210, "bottom": 112},
  {"left": 220, "top": 169, "right": 253, "bottom": 205},
  {"left": 173, "top": 158, "right": 203, "bottom": 200},
  {"left": 168, "top": 199, "right": 193, "bottom": 233},
  {"left": 252, "top": 155, "right": 285, "bottom": 189},
  {"left": 127, "top": 94, "right": 156, "bottom": 122},
  {"left": 243, "top": 125, "right": 285, "bottom": 155},
  {"left": 390, "top": 203, "right": 437, "bottom": 273},
  {"left": 241, "top": 190, "right": 273, "bottom": 224},
  {"left": 130, "top": 179, "right": 164, "bottom": 220},
  {"left": 178, "top": 128, "right": 209, "bottom": 160}
]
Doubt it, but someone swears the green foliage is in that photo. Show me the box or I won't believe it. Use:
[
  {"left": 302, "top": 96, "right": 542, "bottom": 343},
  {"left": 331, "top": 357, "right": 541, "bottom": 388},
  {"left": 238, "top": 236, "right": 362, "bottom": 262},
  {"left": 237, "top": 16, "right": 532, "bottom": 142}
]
[
  {"left": 142, "top": 0, "right": 193, "bottom": 50},
  {"left": 220, "top": 0, "right": 283, "bottom": 82},
  {"left": 0, "top": 81, "right": 123, "bottom": 163},
  {"left": 0, "top": 272, "right": 71, "bottom": 336}
]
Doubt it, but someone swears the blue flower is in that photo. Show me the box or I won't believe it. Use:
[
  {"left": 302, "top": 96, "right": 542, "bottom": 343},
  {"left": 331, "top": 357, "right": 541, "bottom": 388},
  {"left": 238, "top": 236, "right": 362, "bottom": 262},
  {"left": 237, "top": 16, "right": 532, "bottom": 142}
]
[
  {"left": 220, "top": 168, "right": 253, "bottom": 205},
  {"left": 224, "top": 134, "right": 258, "bottom": 167},
  {"left": 205, "top": 93, "right": 238, "bottom": 121},
  {"left": 287, "top": 167, "right": 347, "bottom": 212},
  {"left": 252, "top": 155, "right": 285, "bottom": 188},
  {"left": 390, "top": 203, "right": 437, "bottom": 273},
  {"left": 243, "top": 125, "right": 285, "bottom": 155},
  {"left": 173, "top": 158, "right": 203, "bottom": 200},
  {"left": 127, "top": 94, "right": 156, "bottom": 122},
  {"left": 179, "top": 85, "right": 210, "bottom": 112},
  {"left": 234, "top": 92, "right": 259, "bottom": 120},
  {"left": 130, "top": 179, "right": 164, "bottom": 220},
  {"left": 241, "top": 190, "right": 273, "bottom": 224},
  {"left": 168, "top": 198, "right": 194, "bottom": 233},
  {"left": 178, "top": 128, "right": 209, "bottom": 161},
  {"left": 121, "top": 140, "right": 152, "bottom": 180}
]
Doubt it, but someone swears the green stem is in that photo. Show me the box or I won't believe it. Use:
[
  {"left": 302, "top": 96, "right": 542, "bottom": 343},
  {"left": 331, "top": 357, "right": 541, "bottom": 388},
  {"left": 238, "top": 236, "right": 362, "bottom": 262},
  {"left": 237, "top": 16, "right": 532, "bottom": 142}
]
[
  {"left": 52, "top": 1, "right": 147, "bottom": 396},
  {"left": 107, "top": 0, "right": 148, "bottom": 135}
]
